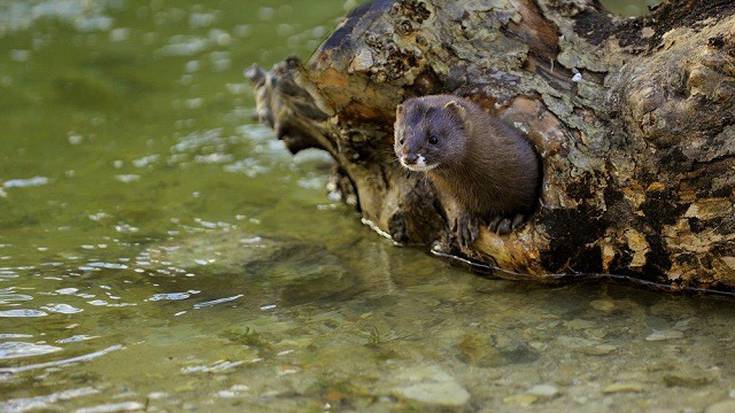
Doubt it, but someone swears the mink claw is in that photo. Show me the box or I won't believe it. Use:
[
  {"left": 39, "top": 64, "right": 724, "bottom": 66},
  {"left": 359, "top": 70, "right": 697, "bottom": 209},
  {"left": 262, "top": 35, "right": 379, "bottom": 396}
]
[
  {"left": 456, "top": 213, "right": 479, "bottom": 248},
  {"left": 496, "top": 218, "right": 512, "bottom": 235},
  {"left": 488, "top": 214, "right": 525, "bottom": 235},
  {"left": 487, "top": 216, "right": 502, "bottom": 232},
  {"left": 511, "top": 214, "right": 526, "bottom": 230}
]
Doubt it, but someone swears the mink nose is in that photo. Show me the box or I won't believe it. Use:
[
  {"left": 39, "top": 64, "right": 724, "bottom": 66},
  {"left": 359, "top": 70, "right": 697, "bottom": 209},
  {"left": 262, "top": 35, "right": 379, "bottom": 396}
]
[{"left": 403, "top": 153, "right": 418, "bottom": 165}]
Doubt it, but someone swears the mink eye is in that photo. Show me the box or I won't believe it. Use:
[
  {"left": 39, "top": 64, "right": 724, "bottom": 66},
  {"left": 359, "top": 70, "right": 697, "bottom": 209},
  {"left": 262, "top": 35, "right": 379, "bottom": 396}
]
[
  {"left": 429, "top": 135, "right": 438, "bottom": 145},
  {"left": 399, "top": 137, "right": 405, "bottom": 145}
]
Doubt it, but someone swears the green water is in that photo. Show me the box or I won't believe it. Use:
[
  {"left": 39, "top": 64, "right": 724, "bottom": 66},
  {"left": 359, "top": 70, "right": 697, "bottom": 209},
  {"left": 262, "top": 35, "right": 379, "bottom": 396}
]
[
  {"left": 2, "top": 1, "right": 733, "bottom": 412},
  {"left": 602, "top": 0, "right": 661, "bottom": 16}
]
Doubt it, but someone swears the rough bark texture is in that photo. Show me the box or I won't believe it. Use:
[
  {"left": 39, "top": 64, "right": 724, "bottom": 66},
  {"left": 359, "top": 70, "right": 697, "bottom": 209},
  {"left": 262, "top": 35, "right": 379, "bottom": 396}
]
[{"left": 247, "top": 0, "right": 735, "bottom": 292}]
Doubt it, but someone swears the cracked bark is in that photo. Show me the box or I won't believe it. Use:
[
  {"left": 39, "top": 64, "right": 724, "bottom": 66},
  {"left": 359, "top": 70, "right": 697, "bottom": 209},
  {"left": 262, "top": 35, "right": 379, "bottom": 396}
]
[{"left": 247, "top": 0, "right": 735, "bottom": 293}]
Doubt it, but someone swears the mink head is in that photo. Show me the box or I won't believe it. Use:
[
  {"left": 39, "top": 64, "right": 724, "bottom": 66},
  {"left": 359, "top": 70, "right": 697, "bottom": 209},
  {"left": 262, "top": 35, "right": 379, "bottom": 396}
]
[{"left": 394, "top": 97, "right": 469, "bottom": 172}]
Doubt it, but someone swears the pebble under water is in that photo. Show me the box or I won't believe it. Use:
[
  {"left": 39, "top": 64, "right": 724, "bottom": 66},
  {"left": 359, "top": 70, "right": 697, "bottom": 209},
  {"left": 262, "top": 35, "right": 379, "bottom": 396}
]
[{"left": 1, "top": 0, "right": 732, "bottom": 412}]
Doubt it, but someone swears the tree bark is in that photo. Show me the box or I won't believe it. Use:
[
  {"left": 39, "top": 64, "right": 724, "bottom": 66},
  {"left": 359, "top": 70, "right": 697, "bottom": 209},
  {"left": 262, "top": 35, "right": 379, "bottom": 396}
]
[{"left": 247, "top": 0, "right": 735, "bottom": 293}]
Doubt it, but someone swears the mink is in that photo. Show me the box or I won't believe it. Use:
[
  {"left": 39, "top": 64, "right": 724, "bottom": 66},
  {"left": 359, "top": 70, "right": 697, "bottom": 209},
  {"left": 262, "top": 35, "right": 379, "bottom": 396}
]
[{"left": 394, "top": 95, "right": 540, "bottom": 246}]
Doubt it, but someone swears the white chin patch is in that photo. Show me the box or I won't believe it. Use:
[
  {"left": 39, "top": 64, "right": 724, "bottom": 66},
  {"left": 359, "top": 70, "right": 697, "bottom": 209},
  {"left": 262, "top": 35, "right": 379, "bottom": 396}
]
[{"left": 402, "top": 154, "right": 438, "bottom": 172}]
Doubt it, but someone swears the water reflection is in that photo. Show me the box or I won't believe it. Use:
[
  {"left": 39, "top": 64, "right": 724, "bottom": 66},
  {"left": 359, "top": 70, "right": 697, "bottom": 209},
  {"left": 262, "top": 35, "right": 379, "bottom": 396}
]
[{"left": 0, "top": 342, "right": 61, "bottom": 360}]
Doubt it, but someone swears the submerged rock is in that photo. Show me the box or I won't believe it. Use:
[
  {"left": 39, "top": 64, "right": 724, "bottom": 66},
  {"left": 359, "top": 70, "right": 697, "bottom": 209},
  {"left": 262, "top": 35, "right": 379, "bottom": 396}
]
[
  {"left": 503, "top": 394, "right": 538, "bottom": 407},
  {"left": 603, "top": 383, "right": 644, "bottom": 394},
  {"left": 396, "top": 381, "right": 470, "bottom": 406},
  {"left": 590, "top": 299, "right": 617, "bottom": 312},
  {"left": 663, "top": 369, "right": 717, "bottom": 388},
  {"left": 528, "top": 384, "right": 559, "bottom": 397},
  {"left": 706, "top": 400, "right": 735, "bottom": 413},
  {"left": 391, "top": 365, "right": 470, "bottom": 406},
  {"left": 645, "top": 330, "right": 684, "bottom": 342},
  {"left": 456, "top": 333, "right": 538, "bottom": 367},
  {"left": 581, "top": 344, "right": 617, "bottom": 356}
]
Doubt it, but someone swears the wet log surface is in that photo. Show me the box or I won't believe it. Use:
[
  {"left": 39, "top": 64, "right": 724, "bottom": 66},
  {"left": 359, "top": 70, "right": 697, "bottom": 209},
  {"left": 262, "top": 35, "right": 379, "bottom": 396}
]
[{"left": 247, "top": 0, "right": 735, "bottom": 293}]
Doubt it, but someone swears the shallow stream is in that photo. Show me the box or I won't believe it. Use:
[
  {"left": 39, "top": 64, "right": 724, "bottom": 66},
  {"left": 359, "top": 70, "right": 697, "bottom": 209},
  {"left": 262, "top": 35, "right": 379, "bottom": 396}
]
[{"left": 3, "top": 1, "right": 734, "bottom": 412}]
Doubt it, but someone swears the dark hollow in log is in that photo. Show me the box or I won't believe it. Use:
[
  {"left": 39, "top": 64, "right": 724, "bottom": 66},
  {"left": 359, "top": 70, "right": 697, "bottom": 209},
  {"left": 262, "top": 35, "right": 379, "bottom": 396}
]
[{"left": 248, "top": 0, "right": 735, "bottom": 293}]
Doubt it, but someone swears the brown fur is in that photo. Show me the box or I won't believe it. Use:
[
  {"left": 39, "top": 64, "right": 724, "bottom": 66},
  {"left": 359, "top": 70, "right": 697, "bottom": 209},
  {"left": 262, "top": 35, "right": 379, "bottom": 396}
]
[{"left": 394, "top": 95, "right": 539, "bottom": 220}]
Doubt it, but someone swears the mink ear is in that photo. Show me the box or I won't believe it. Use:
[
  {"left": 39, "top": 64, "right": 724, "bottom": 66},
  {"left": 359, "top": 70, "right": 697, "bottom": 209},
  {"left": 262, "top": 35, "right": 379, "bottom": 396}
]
[{"left": 444, "top": 100, "right": 467, "bottom": 125}]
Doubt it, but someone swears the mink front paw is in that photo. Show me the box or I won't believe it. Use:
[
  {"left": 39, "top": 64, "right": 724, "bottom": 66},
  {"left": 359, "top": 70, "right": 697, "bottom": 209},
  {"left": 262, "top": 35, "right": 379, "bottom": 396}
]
[
  {"left": 453, "top": 213, "right": 480, "bottom": 248},
  {"left": 488, "top": 214, "right": 526, "bottom": 235}
]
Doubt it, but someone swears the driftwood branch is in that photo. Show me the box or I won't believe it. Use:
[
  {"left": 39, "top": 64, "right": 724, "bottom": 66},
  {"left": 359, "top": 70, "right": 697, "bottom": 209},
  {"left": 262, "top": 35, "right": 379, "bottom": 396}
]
[{"left": 248, "top": 0, "right": 735, "bottom": 292}]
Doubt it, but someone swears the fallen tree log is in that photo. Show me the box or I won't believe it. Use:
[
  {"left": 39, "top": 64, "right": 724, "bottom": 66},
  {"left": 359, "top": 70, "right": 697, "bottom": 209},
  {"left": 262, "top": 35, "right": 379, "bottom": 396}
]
[{"left": 247, "top": 0, "right": 735, "bottom": 292}]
